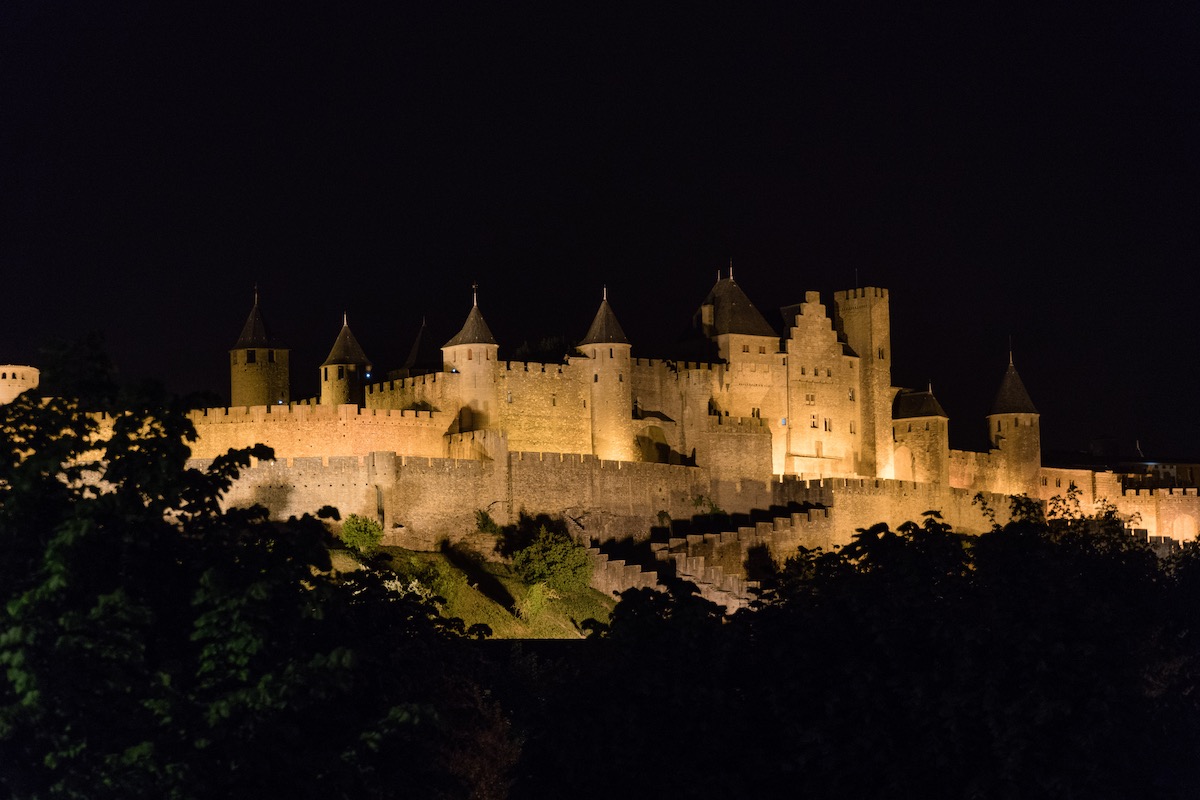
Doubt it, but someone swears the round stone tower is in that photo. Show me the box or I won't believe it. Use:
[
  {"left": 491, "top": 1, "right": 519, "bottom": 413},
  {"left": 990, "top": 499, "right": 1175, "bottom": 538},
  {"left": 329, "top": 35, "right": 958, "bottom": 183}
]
[
  {"left": 441, "top": 288, "right": 499, "bottom": 431},
  {"left": 320, "top": 314, "right": 373, "bottom": 407},
  {"left": 579, "top": 288, "right": 634, "bottom": 462},
  {"left": 986, "top": 355, "right": 1041, "bottom": 496},
  {"left": 0, "top": 365, "right": 40, "bottom": 405},
  {"left": 230, "top": 291, "right": 290, "bottom": 407}
]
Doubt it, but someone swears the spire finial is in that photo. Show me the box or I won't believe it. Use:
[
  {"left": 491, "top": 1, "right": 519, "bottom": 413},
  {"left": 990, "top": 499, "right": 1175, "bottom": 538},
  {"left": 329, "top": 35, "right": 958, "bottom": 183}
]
[
  {"left": 928, "top": 381, "right": 933, "bottom": 394},
  {"left": 253, "top": 283, "right": 259, "bottom": 305},
  {"left": 1008, "top": 335, "right": 1014, "bottom": 366},
  {"left": 602, "top": 284, "right": 607, "bottom": 301},
  {"left": 343, "top": 311, "right": 348, "bottom": 326},
  {"left": 729, "top": 258, "right": 734, "bottom": 281},
  {"left": 472, "top": 281, "right": 478, "bottom": 307}
]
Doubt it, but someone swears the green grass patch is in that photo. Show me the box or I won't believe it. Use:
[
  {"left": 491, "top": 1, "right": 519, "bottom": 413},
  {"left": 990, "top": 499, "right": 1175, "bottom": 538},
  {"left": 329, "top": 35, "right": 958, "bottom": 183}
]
[{"left": 377, "top": 546, "right": 615, "bottom": 639}]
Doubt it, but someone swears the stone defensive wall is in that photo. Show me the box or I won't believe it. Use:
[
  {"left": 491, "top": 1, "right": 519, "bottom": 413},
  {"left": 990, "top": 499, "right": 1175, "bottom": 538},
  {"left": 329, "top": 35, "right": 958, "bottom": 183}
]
[
  {"left": 0, "top": 365, "right": 40, "bottom": 405},
  {"left": 764, "top": 475, "right": 1013, "bottom": 539},
  {"left": 700, "top": 414, "right": 773, "bottom": 483},
  {"left": 949, "top": 447, "right": 1002, "bottom": 493},
  {"left": 506, "top": 451, "right": 712, "bottom": 542},
  {"left": 192, "top": 452, "right": 386, "bottom": 529},
  {"left": 204, "top": 446, "right": 715, "bottom": 551},
  {"left": 496, "top": 363, "right": 591, "bottom": 455},
  {"left": 1114, "top": 486, "right": 1200, "bottom": 541},
  {"left": 186, "top": 404, "right": 449, "bottom": 461}
]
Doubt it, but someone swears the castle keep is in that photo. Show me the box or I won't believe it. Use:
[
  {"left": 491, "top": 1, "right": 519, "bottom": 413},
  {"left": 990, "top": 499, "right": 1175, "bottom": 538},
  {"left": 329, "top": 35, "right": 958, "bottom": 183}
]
[{"left": 5, "top": 276, "right": 1195, "bottom": 605}]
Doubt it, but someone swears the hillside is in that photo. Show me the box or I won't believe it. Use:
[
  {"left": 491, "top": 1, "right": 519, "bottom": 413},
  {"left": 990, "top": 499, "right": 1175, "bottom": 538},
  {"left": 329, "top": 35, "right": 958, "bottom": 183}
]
[{"left": 330, "top": 546, "right": 616, "bottom": 639}]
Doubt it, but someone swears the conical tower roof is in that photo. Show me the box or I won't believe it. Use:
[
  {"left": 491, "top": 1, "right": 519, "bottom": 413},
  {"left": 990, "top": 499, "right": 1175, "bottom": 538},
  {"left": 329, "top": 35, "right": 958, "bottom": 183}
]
[
  {"left": 322, "top": 315, "right": 372, "bottom": 367},
  {"left": 444, "top": 304, "right": 497, "bottom": 347},
  {"left": 698, "top": 275, "right": 777, "bottom": 337},
  {"left": 403, "top": 317, "right": 442, "bottom": 373},
  {"left": 894, "top": 387, "right": 948, "bottom": 419},
  {"left": 579, "top": 290, "right": 629, "bottom": 346},
  {"left": 233, "top": 292, "right": 277, "bottom": 348},
  {"left": 989, "top": 359, "right": 1038, "bottom": 415}
]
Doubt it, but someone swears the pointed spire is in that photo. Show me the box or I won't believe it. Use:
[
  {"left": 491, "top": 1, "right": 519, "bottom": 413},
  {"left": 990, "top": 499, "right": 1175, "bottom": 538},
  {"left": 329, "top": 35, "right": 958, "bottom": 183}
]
[
  {"left": 990, "top": 358, "right": 1038, "bottom": 415},
  {"left": 233, "top": 288, "right": 275, "bottom": 348},
  {"left": 580, "top": 288, "right": 629, "bottom": 346},
  {"left": 403, "top": 316, "right": 441, "bottom": 373},
  {"left": 322, "top": 315, "right": 371, "bottom": 367},
  {"left": 729, "top": 258, "right": 734, "bottom": 281},
  {"left": 445, "top": 290, "right": 497, "bottom": 347}
]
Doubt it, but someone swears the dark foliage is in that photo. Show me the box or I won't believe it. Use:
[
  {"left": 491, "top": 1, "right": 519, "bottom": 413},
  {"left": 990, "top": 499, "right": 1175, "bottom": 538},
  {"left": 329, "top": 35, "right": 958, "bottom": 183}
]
[
  {"left": 0, "top": 349, "right": 518, "bottom": 799},
  {"left": 501, "top": 506, "right": 1200, "bottom": 799}
]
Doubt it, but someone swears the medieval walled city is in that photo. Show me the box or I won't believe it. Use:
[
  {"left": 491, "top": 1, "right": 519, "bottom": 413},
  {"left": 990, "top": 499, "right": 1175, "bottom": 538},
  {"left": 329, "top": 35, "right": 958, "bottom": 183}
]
[{"left": 6, "top": 275, "right": 1196, "bottom": 608}]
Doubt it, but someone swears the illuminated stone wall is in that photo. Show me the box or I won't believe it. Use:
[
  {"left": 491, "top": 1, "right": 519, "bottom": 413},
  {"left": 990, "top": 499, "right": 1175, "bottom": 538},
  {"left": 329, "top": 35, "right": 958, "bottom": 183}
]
[
  {"left": 893, "top": 416, "right": 950, "bottom": 485},
  {"left": 0, "top": 365, "right": 39, "bottom": 405},
  {"left": 230, "top": 347, "right": 289, "bottom": 407},
  {"left": 187, "top": 404, "right": 450, "bottom": 461}
]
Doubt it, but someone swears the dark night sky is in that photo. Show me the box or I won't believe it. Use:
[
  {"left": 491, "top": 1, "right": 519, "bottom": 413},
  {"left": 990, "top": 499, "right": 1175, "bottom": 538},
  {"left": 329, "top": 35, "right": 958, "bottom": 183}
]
[{"left": 3, "top": 2, "right": 1198, "bottom": 457}]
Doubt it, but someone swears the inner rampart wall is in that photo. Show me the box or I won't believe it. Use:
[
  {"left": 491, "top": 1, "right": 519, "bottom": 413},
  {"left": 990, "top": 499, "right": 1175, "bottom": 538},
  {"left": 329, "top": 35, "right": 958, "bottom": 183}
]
[
  {"left": 1113, "top": 487, "right": 1200, "bottom": 541},
  {"left": 187, "top": 404, "right": 449, "bottom": 461}
]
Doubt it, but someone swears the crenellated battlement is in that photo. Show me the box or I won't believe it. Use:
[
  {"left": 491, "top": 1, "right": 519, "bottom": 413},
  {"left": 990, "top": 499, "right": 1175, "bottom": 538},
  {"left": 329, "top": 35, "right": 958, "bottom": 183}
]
[
  {"left": 833, "top": 286, "right": 889, "bottom": 301},
  {"left": 503, "top": 360, "right": 567, "bottom": 374},
  {"left": 1123, "top": 486, "right": 1200, "bottom": 498},
  {"left": 704, "top": 415, "right": 769, "bottom": 431},
  {"left": 189, "top": 404, "right": 439, "bottom": 424}
]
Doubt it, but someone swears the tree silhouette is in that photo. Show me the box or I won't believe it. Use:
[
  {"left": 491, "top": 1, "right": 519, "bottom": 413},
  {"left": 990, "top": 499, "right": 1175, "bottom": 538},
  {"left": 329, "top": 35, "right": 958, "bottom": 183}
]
[{"left": 0, "top": 351, "right": 516, "bottom": 799}]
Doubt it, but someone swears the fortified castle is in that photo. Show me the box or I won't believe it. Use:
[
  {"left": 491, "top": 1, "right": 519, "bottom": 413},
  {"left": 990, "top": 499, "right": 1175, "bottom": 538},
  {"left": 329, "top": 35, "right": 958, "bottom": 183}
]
[{"left": 6, "top": 277, "right": 1196, "bottom": 606}]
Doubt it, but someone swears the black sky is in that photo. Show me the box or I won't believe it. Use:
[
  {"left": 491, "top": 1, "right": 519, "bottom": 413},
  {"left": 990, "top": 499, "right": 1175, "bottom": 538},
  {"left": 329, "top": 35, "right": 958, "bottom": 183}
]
[{"left": 3, "top": 2, "right": 1198, "bottom": 457}]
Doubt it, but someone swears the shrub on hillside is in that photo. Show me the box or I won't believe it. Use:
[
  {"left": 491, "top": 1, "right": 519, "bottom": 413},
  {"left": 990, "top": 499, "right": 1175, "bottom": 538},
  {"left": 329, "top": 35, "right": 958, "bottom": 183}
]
[
  {"left": 342, "top": 514, "right": 384, "bottom": 554},
  {"left": 512, "top": 525, "right": 593, "bottom": 594}
]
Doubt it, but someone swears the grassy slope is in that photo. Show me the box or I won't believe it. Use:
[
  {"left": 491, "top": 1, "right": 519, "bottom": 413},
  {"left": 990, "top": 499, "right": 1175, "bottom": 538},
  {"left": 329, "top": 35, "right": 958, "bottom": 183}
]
[{"left": 342, "top": 547, "right": 616, "bottom": 639}]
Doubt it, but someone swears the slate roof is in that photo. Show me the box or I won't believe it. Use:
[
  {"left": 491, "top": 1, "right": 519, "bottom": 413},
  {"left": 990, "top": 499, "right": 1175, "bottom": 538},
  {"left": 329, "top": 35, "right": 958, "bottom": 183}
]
[
  {"left": 990, "top": 362, "right": 1038, "bottom": 415},
  {"left": 322, "top": 317, "right": 372, "bottom": 367},
  {"left": 699, "top": 278, "right": 778, "bottom": 337},
  {"left": 894, "top": 388, "right": 948, "bottom": 419},
  {"left": 579, "top": 298, "right": 629, "bottom": 345},
  {"left": 444, "top": 305, "right": 498, "bottom": 347},
  {"left": 233, "top": 296, "right": 276, "bottom": 349},
  {"left": 403, "top": 318, "right": 442, "bottom": 373}
]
